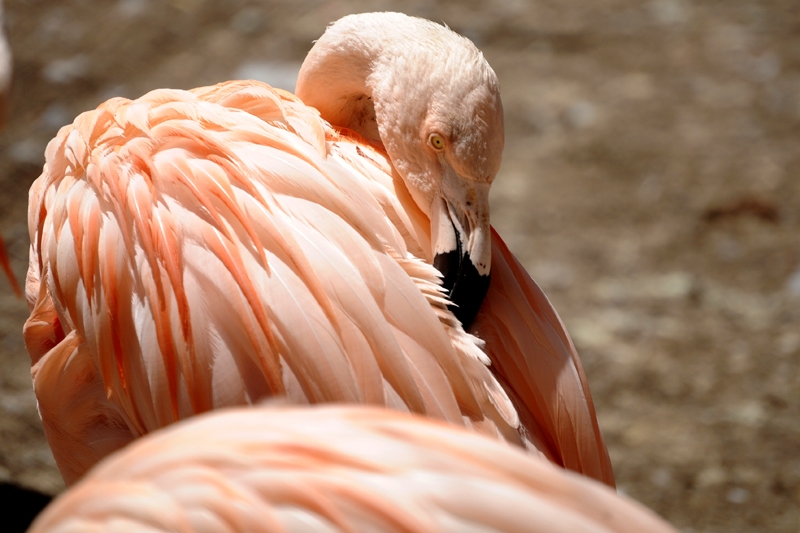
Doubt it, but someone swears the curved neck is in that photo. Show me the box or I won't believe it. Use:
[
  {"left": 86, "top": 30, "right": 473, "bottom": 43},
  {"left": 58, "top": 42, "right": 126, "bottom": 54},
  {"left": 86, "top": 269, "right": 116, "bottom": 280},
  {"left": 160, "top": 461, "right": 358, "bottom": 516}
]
[
  {"left": 294, "top": 13, "right": 450, "bottom": 214},
  {"left": 295, "top": 16, "right": 390, "bottom": 142}
]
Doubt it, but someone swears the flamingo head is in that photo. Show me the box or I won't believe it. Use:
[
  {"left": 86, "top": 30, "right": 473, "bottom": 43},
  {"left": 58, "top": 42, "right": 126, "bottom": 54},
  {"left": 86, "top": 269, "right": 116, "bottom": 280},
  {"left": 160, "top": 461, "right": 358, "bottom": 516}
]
[
  {"left": 298, "top": 13, "right": 505, "bottom": 327},
  {"left": 373, "top": 41, "right": 503, "bottom": 327}
]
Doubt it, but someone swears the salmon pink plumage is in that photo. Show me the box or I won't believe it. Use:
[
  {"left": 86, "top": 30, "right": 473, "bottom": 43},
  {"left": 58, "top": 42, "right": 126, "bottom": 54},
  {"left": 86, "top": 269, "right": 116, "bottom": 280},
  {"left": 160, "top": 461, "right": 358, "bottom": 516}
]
[{"left": 24, "top": 12, "right": 613, "bottom": 490}]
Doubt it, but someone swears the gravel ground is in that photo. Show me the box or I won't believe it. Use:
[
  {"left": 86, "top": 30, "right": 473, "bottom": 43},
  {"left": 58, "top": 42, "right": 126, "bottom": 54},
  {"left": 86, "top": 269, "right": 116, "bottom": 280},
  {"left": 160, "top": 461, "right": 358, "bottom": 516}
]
[{"left": 0, "top": 1, "right": 798, "bottom": 531}]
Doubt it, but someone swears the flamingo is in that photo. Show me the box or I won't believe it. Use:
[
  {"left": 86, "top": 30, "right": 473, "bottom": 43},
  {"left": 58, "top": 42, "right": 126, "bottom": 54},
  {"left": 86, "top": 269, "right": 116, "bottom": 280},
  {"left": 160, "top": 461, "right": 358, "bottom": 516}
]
[
  {"left": 0, "top": 0, "right": 19, "bottom": 298},
  {"left": 24, "top": 12, "right": 613, "bottom": 488},
  {"left": 28, "top": 404, "right": 676, "bottom": 533},
  {"left": 0, "top": 7, "right": 54, "bottom": 531}
]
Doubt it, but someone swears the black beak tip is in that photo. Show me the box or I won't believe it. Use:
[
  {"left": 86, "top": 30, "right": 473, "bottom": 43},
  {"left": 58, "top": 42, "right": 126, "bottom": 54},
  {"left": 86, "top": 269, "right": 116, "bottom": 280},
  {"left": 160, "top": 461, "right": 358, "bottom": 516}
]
[{"left": 434, "top": 250, "right": 491, "bottom": 328}]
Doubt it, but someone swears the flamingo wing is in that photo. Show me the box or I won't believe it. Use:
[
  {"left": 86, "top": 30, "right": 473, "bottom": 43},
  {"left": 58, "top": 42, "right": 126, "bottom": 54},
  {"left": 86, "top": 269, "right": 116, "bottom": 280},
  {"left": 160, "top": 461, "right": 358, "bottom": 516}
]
[
  {"left": 29, "top": 404, "right": 674, "bottom": 533},
  {"left": 471, "top": 229, "right": 615, "bottom": 487}
]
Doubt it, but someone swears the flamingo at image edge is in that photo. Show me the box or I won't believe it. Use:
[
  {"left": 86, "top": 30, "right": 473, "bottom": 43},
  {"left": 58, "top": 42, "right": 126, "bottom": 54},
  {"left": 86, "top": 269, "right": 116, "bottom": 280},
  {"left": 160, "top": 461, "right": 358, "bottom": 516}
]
[
  {"left": 0, "top": 0, "right": 18, "bottom": 298},
  {"left": 29, "top": 404, "right": 677, "bottom": 533},
  {"left": 24, "top": 12, "right": 614, "bottom": 488}
]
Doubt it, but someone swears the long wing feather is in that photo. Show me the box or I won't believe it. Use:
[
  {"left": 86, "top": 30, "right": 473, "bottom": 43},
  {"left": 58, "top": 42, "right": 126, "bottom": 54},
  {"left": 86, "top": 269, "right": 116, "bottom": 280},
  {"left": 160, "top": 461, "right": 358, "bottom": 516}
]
[
  {"left": 29, "top": 404, "right": 674, "bottom": 533},
  {"left": 471, "top": 228, "right": 616, "bottom": 487}
]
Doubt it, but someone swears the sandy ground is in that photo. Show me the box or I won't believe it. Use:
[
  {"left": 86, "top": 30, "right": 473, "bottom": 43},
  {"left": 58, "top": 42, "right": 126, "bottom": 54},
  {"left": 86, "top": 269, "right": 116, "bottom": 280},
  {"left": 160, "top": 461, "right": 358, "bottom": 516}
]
[{"left": 0, "top": 1, "right": 798, "bottom": 531}]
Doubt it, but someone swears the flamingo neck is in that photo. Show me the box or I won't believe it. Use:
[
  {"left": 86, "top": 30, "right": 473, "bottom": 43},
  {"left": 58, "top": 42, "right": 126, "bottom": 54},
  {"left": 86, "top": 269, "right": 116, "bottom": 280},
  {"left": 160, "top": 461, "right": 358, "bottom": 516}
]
[{"left": 295, "top": 16, "right": 393, "bottom": 142}]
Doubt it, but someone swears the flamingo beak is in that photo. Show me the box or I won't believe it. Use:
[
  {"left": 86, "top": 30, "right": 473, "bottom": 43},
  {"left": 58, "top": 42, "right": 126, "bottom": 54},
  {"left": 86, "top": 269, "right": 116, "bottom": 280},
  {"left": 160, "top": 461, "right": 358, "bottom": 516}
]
[{"left": 431, "top": 176, "right": 491, "bottom": 328}]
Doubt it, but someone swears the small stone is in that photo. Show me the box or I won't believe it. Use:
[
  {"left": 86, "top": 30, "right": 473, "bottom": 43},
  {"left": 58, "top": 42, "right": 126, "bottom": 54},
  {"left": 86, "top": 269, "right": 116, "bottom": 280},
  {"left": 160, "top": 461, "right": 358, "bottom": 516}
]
[
  {"left": 749, "top": 52, "right": 780, "bottom": 83},
  {"left": 117, "top": 0, "right": 148, "bottom": 18},
  {"left": 523, "top": 105, "right": 558, "bottom": 135},
  {"left": 231, "top": 7, "right": 266, "bottom": 35},
  {"left": 727, "top": 342, "right": 750, "bottom": 374},
  {"left": 8, "top": 139, "right": 45, "bottom": 165},
  {"left": 696, "top": 466, "right": 726, "bottom": 487},
  {"left": 496, "top": 0, "right": 526, "bottom": 16},
  {"left": 592, "top": 279, "right": 628, "bottom": 302},
  {"left": 169, "top": 0, "right": 203, "bottom": 14},
  {"left": 786, "top": 267, "right": 800, "bottom": 297},
  {"left": 565, "top": 100, "right": 595, "bottom": 129},
  {"left": 592, "top": 272, "right": 693, "bottom": 303},
  {"left": 18, "top": 469, "right": 65, "bottom": 495},
  {"left": 39, "top": 103, "right": 72, "bottom": 132},
  {"left": 526, "top": 40, "right": 553, "bottom": 57},
  {"left": 713, "top": 234, "right": 743, "bottom": 262},
  {"left": 760, "top": 74, "right": 800, "bottom": 120},
  {"left": 726, "top": 487, "right": 750, "bottom": 504},
  {"left": 621, "top": 423, "right": 654, "bottom": 447},
  {"left": 42, "top": 54, "right": 90, "bottom": 85},
  {"left": 638, "top": 173, "right": 662, "bottom": 203},
  {"left": 0, "top": 392, "right": 35, "bottom": 416},
  {"left": 733, "top": 467, "right": 763, "bottom": 484},
  {"left": 651, "top": 467, "right": 673, "bottom": 488},
  {"left": 707, "top": 24, "right": 750, "bottom": 56},
  {"left": 94, "top": 84, "right": 133, "bottom": 105},
  {"left": 778, "top": 332, "right": 800, "bottom": 356},
  {"left": 529, "top": 261, "right": 574, "bottom": 290},
  {"left": 692, "top": 76, "right": 754, "bottom": 108},
  {"left": 568, "top": 319, "right": 614, "bottom": 350},
  {"left": 617, "top": 73, "right": 655, "bottom": 100},
  {"left": 37, "top": 8, "right": 68, "bottom": 41},
  {"left": 492, "top": 171, "right": 530, "bottom": 201},
  {"left": 648, "top": 0, "right": 689, "bottom": 26},
  {"left": 731, "top": 401, "right": 765, "bottom": 426}
]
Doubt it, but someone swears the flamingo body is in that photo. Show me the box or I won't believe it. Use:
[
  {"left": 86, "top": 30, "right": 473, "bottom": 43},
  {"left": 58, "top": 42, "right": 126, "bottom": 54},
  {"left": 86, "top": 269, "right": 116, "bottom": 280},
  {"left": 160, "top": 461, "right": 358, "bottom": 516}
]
[{"left": 24, "top": 13, "right": 613, "bottom": 488}]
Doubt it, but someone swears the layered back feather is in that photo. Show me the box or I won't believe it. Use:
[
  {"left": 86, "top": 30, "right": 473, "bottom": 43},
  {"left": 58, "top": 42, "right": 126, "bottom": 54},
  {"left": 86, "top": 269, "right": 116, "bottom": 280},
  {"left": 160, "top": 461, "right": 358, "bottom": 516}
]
[
  {"left": 25, "top": 80, "right": 612, "bottom": 487},
  {"left": 29, "top": 404, "right": 674, "bottom": 533}
]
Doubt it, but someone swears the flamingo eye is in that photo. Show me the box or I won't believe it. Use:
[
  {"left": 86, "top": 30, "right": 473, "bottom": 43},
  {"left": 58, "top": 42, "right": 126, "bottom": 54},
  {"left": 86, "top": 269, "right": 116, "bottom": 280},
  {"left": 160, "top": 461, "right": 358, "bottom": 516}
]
[{"left": 428, "top": 133, "right": 445, "bottom": 151}]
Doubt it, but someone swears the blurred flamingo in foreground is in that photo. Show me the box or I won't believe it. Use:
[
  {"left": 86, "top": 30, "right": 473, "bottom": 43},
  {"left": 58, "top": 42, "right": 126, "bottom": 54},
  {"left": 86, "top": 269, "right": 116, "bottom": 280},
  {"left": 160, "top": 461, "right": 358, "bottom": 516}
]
[
  {"left": 29, "top": 404, "right": 675, "bottom": 533},
  {"left": 24, "top": 12, "right": 613, "bottom": 487}
]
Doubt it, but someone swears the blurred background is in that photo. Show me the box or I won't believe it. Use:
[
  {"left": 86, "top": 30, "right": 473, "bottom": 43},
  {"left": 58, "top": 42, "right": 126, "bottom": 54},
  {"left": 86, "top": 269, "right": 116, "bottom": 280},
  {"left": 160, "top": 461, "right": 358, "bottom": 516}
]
[{"left": 0, "top": 0, "right": 798, "bottom": 531}]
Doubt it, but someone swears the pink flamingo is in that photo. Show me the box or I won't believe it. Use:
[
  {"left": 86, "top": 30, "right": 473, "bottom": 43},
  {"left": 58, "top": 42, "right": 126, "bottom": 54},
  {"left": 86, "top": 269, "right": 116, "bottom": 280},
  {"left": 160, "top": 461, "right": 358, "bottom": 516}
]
[{"left": 24, "top": 13, "right": 613, "bottom": 488}]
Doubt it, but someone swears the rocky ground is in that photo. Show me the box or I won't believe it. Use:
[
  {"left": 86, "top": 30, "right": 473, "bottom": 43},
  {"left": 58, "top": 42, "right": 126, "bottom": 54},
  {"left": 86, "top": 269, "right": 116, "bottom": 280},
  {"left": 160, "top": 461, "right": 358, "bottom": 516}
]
[{"left": 0, "top": 1, "right": 798, "bottom": 531}]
